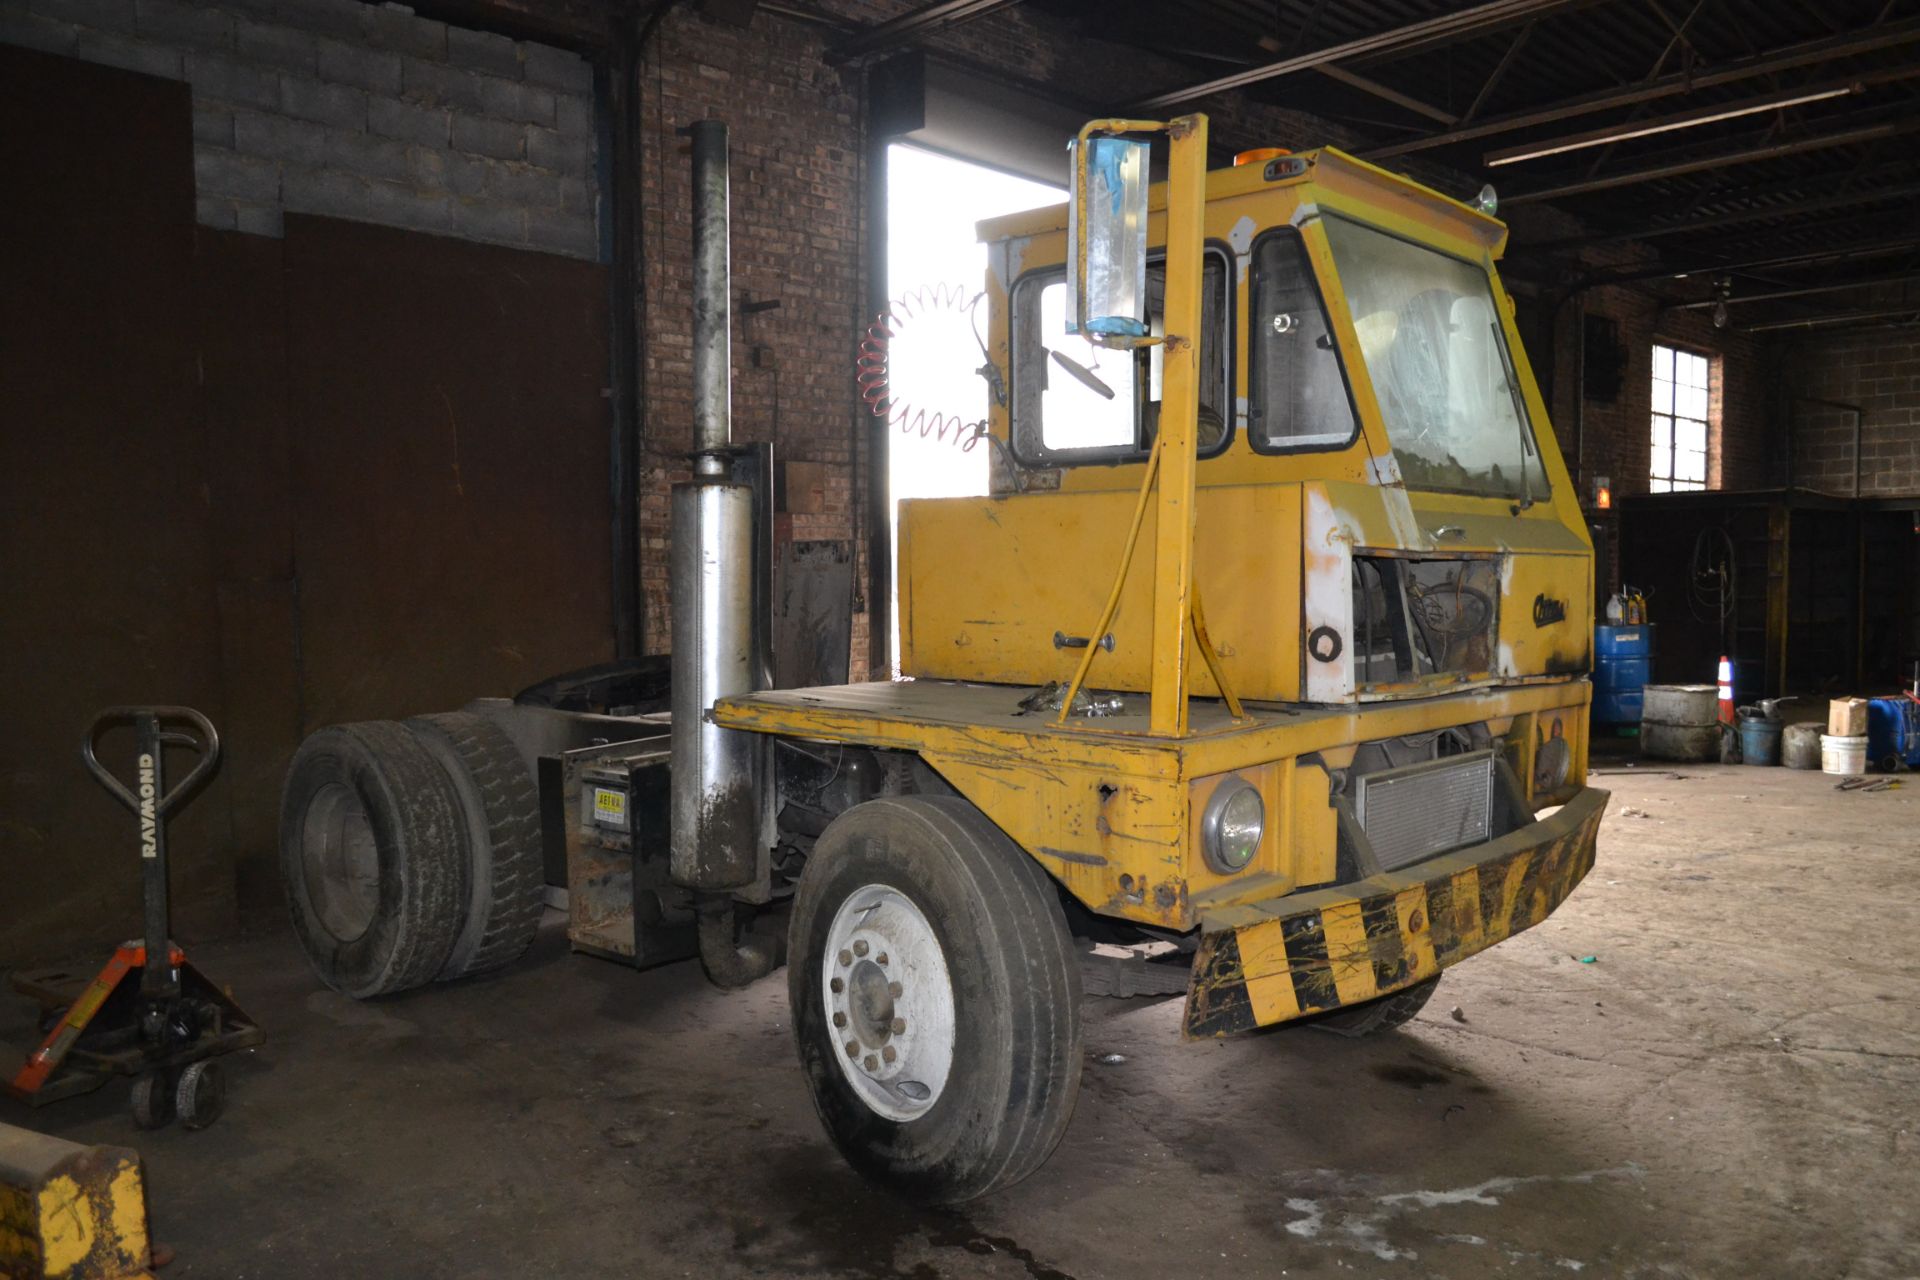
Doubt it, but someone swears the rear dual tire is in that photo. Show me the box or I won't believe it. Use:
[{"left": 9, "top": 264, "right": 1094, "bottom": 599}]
[
  {"left": 405, "top": 713, "right": 545, "bottom": 981},
  {"left": 279, "top": 715, "right": 543, "bottom": 998}
]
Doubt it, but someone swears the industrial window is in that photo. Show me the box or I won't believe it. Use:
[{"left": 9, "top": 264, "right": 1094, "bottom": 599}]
[
  {"left": 1650, "top": 344, "right": 1709, "bottom": 492},
  {"left": 1248, "top": 229, "right": 1357, "bottom": 452},
  {"left": 1009, "top": 250, "right": 1230, "bottom": 463}
]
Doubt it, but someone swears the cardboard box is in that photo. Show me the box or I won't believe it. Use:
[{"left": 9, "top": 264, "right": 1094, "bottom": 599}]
[{"left": 1829, "top": 698, "right": 1869, "bottom": 737}]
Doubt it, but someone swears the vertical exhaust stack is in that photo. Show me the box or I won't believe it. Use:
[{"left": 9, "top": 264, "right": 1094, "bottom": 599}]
[{"left": 671, "top": 120, "right": 762, "bottom": 902}]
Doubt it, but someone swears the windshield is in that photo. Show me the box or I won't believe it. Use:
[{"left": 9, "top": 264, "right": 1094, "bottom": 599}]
[{"left": 1322, "top": 218, "right": 1549, "bottom": 500}]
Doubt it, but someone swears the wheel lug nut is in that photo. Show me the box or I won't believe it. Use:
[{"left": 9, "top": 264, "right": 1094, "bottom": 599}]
[
  {"left": 891, "top": 1017, "right": 906, "bottom": 1034},
  {"left": 888, "top": 981, "right": 902, "bottom": 997},
  {"left": 838, "top": 949, "right": 852, "bottom": 967},
  {"left": 882, "top": 1045, "right": 897, "bottom": 1064},
  {"left": 830, "top": 977, "right": 844, "bottom": 994},
  {"left": 833, "top": 1011, "right": 847, "bottom": 1028},
  {"left": 853, "top": 940, "right": 869, "bottom": 958},
  {"left": 863, "top": 1054, "right": 879, "bottom": 1072},
  {"left": 845, "top": 1041, "right": 859, "bottom": 1058},
  {"left": 877, "top": 953, "right": 889, "bottom": 966}
]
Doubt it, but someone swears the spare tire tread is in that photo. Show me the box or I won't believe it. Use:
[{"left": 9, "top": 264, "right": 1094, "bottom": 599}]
[
  {"left": 407, "top": 711, "right": 545, "bottom": 979},
  {"left": 279, "top": 721, "right": 469, "bottom": 998}
]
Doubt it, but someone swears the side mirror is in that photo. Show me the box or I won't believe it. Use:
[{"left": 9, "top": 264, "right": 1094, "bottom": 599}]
[{"left": 1068, "top": 131, "right": 1149, "bottom": 344}]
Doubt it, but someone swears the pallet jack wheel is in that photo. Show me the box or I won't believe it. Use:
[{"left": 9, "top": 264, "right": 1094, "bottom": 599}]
[
  {"left": 175, "top": 1060, "right": 226, "bottom": 1130},
  {"left": 131, "top": 1071, "right": 176, "bottom": 1130}
]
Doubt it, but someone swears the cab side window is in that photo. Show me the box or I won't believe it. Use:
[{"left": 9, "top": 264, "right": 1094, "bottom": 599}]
[
  {"left": 1250, "top": 230, "right": 1356, "bottom": 451},
  {"left": 1011, "top": 253, "right": 1230, "bottom": 463}
]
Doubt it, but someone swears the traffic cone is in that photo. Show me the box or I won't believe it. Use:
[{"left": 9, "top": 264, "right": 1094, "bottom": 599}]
[{"left": 1717, "top": 655, "right": 1735, "bottom": 725}]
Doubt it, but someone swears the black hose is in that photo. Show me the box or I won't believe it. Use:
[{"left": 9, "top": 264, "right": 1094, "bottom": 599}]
[{"left": 696, "top": 897, "right": 784, "bottom": 989}]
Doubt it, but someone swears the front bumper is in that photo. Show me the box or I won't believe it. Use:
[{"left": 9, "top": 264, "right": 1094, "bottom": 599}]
[{"left": 1183, "top": 785, "right": 1607, "bottom": 1037}]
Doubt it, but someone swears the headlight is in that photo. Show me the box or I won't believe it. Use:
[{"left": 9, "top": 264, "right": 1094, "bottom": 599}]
[{"left": 1202, "top": 779, "right": 1264, "bottom": 874}]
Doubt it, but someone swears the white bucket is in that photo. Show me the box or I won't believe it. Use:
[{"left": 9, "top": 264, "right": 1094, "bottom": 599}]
[{"left": 1822, "top": 734, "right": 1868, "bottom": 776}]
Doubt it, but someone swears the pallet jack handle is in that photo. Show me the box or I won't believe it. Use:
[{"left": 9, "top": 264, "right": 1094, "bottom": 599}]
[
  {"left": 81, "top": 707, "right": 221, "bottom": 999},
  {"left": 82, "top": 706, "right": 220, "bottom": 819}
]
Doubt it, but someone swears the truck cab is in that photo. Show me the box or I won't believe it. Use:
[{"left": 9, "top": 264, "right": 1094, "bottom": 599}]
[{"left": 712, "top": 119, "right": 1606, "bottom": 1198}]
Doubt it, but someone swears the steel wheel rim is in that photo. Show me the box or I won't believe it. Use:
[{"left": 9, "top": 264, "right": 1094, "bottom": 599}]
[
  {"left": 822, "top": 883, "right": 955, "bottom": 1122},
  {"left": 301, "top": 782, "right": 380, "bottom": 943}
]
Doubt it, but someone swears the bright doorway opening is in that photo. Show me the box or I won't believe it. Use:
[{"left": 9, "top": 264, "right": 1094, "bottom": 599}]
[{"left": 883, "top": 144, "right": 1061, "bottom": 671}]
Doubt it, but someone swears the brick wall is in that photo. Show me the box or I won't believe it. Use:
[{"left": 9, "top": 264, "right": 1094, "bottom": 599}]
[
  {"left": 1781, "top": 330, "right": 1920, "bottom": 498},
  {"left": 1, "top": 0, "right": 599, "bottom": 257},
  {"left": 632, "top": 6, "right": 867, "bottom": 657}
]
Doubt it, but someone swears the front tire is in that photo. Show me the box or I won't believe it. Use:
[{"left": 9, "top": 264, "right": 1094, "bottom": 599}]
[
  {"left": 789, "top": 796, "right": 1083, "bottom": 1205},
  {"left": 1309, "top": 975, "right": 1442, "bottom": 1038}
]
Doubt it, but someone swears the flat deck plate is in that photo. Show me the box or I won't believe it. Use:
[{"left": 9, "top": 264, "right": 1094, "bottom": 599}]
[{"left": 718, "top": 679, "right": 1263, "bottom": 742}]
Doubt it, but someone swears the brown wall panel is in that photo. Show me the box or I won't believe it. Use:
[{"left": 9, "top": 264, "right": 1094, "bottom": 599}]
[
  {"left": 0, "top": 48, "right": 232, "bottom": 964},
  {"left": 282, "top": 215, "right": 616, "bottom": 728},
  {"left": 195, "top": 228, "right": 301, "bottom": 911}
]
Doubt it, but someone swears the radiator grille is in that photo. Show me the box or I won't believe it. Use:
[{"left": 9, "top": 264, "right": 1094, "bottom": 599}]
[{"left": 1353, "top": 751, "right": 1495, "bottom": 873}]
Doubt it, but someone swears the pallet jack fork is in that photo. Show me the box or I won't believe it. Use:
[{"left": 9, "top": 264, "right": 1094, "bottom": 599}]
[{"left": 6, "top": 708, "right": 261, "bottom": 1129}]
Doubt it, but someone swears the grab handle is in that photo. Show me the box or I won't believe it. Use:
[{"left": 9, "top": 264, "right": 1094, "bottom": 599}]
[{"left": 82, "top": 706, "right": 221, "bottom": 819}]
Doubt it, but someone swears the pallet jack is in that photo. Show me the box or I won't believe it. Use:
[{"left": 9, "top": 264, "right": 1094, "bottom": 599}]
[{"left": 6, "top": 707, "right": 261, "bottom": 1129}]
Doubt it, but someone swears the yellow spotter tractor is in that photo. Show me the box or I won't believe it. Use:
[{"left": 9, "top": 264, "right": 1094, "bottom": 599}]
[{"left": 278, "top": 115, "right": 1604, "bottom": 1206}]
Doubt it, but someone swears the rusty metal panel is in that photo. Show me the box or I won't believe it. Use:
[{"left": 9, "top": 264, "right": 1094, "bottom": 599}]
[
  {"left": 0, "top": 48, "right": 230, "bottom": 966},
  {"left": 196, "top": 228, "right": 302, "bottom": 909},
  {"left": 281, "top": 215, "right": 617, "bottom": 729},
  {"left": 774, "top": 540, "right": 854, "bottom": 689}
]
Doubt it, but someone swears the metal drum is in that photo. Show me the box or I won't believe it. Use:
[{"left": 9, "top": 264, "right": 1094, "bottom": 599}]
[
  {"left": 1867, "top": 696, "right": 1920, "bottom": 771},
  {"left": 1641, "top": 683, "right": 1720, "bottom": 762},
  {"left": 1737, "top": 712, "right": 1782, "bottom": 766},
  {"left": 1593, "top": 624, "right": 1652, "bottom": 728}
]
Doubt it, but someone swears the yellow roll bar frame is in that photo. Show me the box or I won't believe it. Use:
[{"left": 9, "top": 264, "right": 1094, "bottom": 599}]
[{"left": 1061, "top": 114, "right": 1242, "bottom": 735}]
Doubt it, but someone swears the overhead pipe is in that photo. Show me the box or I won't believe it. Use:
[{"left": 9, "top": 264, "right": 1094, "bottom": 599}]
[{"left": 688, "top": 120, "right": 733, "bottom": 476}]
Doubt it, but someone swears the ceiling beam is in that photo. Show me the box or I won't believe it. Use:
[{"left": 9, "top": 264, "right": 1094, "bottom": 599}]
[
  {"left": 1361, "top": 16, "right": 1920, "bottom": 161},
  {"left": 1313, "top": 65, "right": 1457, "bottom": 124},
  {"left": 1581, "top": 236, "right": 1920, "bottom": 288},
  {"left": 828, "top": 0, "right": 1023, "bottom": 62},
  {"left": 1503, "top": 117, "right": 1920, "bottom": 205},
  {"left": 1742, "top": 306, "right": 1920, "bottom": 333},
  {"left": 402, "top": 0, "right": 615, "bottom": 51},
  {"left": 1464, "top": 21, "right": 1534, "bottom": 122},
  {"left": 1128, "top": 0, "right": 1583, "bottom": 111},
  {"left": 1483, "top": 69, "right": 1913, "bottom": 167},
  {"left": 1519, "top": 180, "right": 1920, "bottom": 251},
  {"left": 1673, "top": 274, "right": 1920, "bottom": 310}
]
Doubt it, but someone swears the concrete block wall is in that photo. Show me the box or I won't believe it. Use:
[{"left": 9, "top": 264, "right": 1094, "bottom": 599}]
[
  {"left": 1785, "top": 331, "right": 1920, "bottom": 498},
  {"left": 1, "top": 0, "right": 600, "bottom": 258}
]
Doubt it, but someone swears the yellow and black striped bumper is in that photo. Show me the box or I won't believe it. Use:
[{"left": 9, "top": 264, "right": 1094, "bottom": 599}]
[{"left": 1183, "top": 786, "right": 1607, "bottom": 1037}]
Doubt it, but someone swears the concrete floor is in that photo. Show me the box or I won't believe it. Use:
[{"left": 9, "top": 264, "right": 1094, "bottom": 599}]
[{"left": 5, "top": 759, "right": 1916, "bottom": 1279}]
